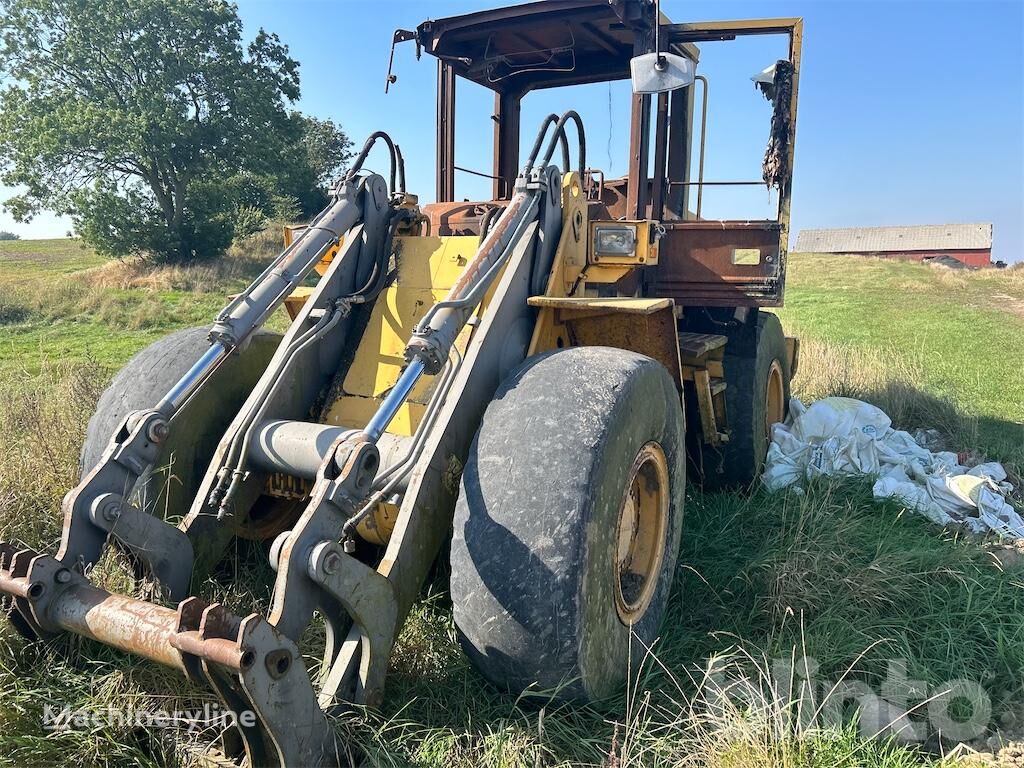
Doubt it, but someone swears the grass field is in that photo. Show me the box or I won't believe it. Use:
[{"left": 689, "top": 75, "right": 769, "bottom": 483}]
[{"left": 0, "top": 238, "right": 1022, "bottom": 767}]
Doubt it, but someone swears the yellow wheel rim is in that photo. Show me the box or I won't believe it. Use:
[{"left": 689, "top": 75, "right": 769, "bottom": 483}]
[
  {"left": 614, "top": 442, "right": 669, "bottom": 625},
  {"left": 765, "top": 359, "right": 785, "bottom": 441}
]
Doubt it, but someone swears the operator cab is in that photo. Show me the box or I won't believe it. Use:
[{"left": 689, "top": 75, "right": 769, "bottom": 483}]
[{"left": 390, "top": 0, "right": 802, "bottom": 307}]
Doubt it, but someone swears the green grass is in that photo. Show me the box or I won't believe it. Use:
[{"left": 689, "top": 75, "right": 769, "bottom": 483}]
[
  {"left": 0, "top": 236, "right": 277, "bottom": 375},
  {"left": 0, "top": 241, "right": 1022, "bottom": 767},
  {"left": 0, "top": 237, "right": 105, "bottom": 282},
  {"left": 777, "top": 253, "right": 1024, "bottom": 468}
]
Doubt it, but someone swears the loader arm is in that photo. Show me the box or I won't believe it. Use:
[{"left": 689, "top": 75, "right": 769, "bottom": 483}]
[{"left": 0, "top": 117, "right": 575, "bottom": 766}]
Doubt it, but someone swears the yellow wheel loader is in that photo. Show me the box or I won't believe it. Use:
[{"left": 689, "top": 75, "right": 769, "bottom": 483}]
[{"left": 0, "top": 1, "right": 802, "bottom": 764}]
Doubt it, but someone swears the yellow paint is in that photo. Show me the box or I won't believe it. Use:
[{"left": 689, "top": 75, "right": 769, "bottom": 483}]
[
  {"left": 528, "top": 173, "right": 588, "bottom": 355},
  {"left": 731, "top": 248, "right": 762, "bottom": 265},
  {"left": 282, "top": 224, "right": 340, "bottom": 276},
  {"left": 527, "top": 296, "right": 672, "bottom": 315},
  {"left": 323, "top": 235, "right": 479, "bottom": 436},
  {"left": 355, "top": 500, "right": 400, "bottom": 546},
  {"left": 528, "top": 176, "right": 671, "bottom": 355},
  {"left": 325, "top": 395, "right": 425, "bottom": 435},
  {"left": 541, "top": 173, "right": 588, "bottom": 298},
  {"left": 283, "top": 286, "right": 316, "bottom": 320},
  {"left": 584, "top": 219, "right": 660, "bottom": 284},
  {"left": 342, "top": 286, "right": 453, "bottom": 401}
]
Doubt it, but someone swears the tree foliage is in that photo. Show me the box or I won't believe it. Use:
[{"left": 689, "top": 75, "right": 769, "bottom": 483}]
[
  {"left": 282, "top": 114, "right": 354, "bottom": 215},
  {"left": 0, "top": 0, "right": 350, "bottom": 262}
]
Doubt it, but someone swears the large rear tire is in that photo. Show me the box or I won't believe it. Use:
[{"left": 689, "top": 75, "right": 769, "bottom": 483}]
[
  {"left": 696, "top": 312, "right": 791, "bottom": 490},
  {"left": 451, "top": 346, "right": 686, "bottom": 701},
  {"left": 81, "top": 326, "right": 281, "bottom": 526}
]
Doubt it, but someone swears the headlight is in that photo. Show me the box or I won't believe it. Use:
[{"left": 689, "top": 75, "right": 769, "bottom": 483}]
[{"left": 594, "top": 225, "right": 637, "bottom": 256}]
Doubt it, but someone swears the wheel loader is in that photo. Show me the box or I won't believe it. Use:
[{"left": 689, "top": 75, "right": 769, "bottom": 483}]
[{"left": 0, "top": 1, "right": 802, "bottom": 765}]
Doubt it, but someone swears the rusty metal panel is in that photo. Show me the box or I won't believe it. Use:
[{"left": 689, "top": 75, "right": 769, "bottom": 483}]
[
  {"left": 527, "top": 296, "right": 672, "bottom": 314},
  {"left": 652, "top": 220, "right": 784, "bottom": 307},
  {"left": 626, "top": 90, "right": 651, "bottom": 219},
  {"left": 421, "top": 201, "right": 504, "bottom": 236},
  {"left": 528, "top": 298, "right": 683, "bottom": 391},
  {"left": 416, "top": 0, "right": 649, "bottom": 93}
]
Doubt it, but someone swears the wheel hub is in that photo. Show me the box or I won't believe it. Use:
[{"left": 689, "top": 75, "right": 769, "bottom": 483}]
[{"left": 613, "top": 441, "right": 669, "bottom": 625}]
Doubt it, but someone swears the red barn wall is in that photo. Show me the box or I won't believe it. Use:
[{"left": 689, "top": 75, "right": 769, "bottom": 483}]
[{"left": 843, "top": 249, "right": 992, "bottom": 267}]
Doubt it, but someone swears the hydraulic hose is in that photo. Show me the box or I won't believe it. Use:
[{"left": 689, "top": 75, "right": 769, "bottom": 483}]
[
  {"left": 539, "top": 110, "right": 586, "bottom": 172},
  {"left": 343, "top": 346, "right": 463, "bottom": 543},
  {"left": 362, "top": 190, "right": 539, "bottom": 442},
  {"left": 526, "top": 113, "right": 571, "bottom": 172},
  {"left": 215, "top": 207, "right": 414, "bottom": 514},
  {"left": 347, "top": 131, "right": 406, "bottom": 196}
]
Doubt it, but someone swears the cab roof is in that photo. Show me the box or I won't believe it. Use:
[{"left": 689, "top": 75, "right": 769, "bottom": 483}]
[{"left": 413, "top": 0, "right": 696, "bottom": 93}]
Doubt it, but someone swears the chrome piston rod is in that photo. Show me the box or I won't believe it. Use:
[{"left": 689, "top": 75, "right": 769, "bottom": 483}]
[
  {"left": 155, "top": 341, "right": 230, "bottom": 415},
  {"left": 364, "top": 188, "right": 541, "bottom": 442},
  {"left": 152, "top": 193, "right": 362, "bottom": 419},
  {"left": 363, "top": 357, "right": 426, "bottom": 441}
]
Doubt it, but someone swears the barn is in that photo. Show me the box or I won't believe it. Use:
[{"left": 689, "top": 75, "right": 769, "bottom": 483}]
[{"left": 794, "top": 223, "right": 993, "bottom": 268}]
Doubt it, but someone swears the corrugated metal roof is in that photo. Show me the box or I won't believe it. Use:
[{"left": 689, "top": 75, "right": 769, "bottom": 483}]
[{"left": 794, "top": 223, "right": 992, "bottom": 253}]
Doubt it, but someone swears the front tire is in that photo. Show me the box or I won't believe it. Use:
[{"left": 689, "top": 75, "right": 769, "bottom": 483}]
[
  {"left": 81, "top": 326, "right": 280, "bottom": 525},
  {"left": 451, "top": 347, "right": 686, "bottom": 701}
]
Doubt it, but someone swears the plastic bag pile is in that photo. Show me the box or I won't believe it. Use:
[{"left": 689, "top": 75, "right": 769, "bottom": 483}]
[{"left": 762, "top": 397, "right": 1024, "bottom": 540}]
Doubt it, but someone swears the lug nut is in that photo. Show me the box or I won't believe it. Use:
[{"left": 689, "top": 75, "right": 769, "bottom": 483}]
[{"left": 55, "top": 568, "right": 72, "bottom": 584}]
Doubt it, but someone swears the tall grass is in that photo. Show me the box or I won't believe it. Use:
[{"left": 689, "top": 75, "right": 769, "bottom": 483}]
[
  {"left": 0, "top": 229, "right": 281, "bottom": 335},
  {"left": 0, "top": 257, "right": 268, "bottom": 334},
  {"left": 793, "top": 340, "right": 967, "bottom": 433},
  {"left": 82, "top": 226, "right": 283, "bottom": 293},
  {"left": 791, "top": 337, "right": 1021, "bottom": 479},
  {"left": 4, "top": 357, "right": 1008, "bottom": 765},
  {"left": 0, "top": 247, "right": 1021, "bottom": 765},
  {"left": 0, "top": 359, "right": 105, "bottom": 547}
]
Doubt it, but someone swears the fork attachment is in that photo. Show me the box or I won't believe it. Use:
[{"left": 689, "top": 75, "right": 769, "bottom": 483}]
[{"left": 0, "top": 545, "right": 341, "bottom": 766}]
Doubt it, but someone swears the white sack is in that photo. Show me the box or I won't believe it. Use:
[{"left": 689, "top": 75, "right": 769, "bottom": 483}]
[{"left": 763, "top": 397, "right": 1024, "bottom": 540}]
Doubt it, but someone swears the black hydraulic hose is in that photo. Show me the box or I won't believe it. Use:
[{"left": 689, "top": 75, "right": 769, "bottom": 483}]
[
  {"left": 525, "top": 113, "right": 571, "bottom": 172},
  {"left": 356, "top": 207, "right": 415, "bottom": 301},
  {"left": 478, "top": 205, "right": 505, "bottom": 244},
  {"left": 213, "top": 204, "right": 414, "bottom": 512},
  {"left": 347, "top": 131, "right": 406, "bottom": 195},
  {"left": 540, "top": 110, "right": 586, "bottom": 173},
  {"left": 394, "top": 143, "right": 407, "bottom": 197},
  {"left": 525, "top": 113, "right": 558, "bottom": 167}
]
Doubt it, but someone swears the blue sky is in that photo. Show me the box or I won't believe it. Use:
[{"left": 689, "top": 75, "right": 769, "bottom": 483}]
[{"left": 2, "top": 0, "right": 1022, "bottom": 262}]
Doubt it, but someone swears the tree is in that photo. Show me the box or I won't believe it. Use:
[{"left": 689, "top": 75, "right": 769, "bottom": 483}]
[
  {"left": 0, "top": 0, "right": 311, "bottom": 262},
  {"left": 283, "top": 114, "right": 354, "bottom": 216},
  {"left": 0, "top": 231, "right": 20, "bottom": 240}
]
